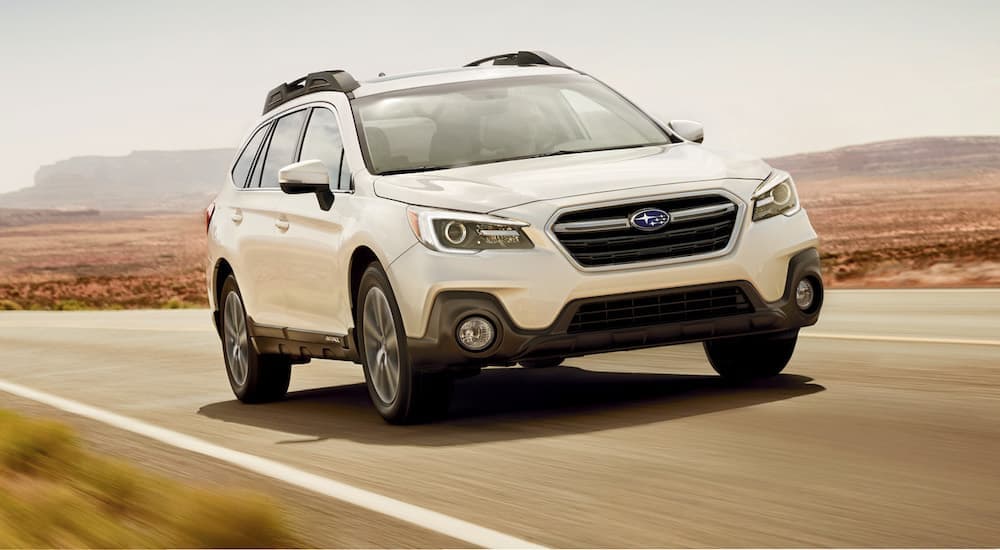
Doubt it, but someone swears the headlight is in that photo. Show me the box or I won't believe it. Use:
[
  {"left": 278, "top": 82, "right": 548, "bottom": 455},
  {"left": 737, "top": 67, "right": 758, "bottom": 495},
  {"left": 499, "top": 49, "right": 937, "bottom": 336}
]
[
  {"left": 406, "top": 207, "right": 534, "bottom": 253},
  {"left": 752, "top": 171, "right": 800, "bottom": 221}
]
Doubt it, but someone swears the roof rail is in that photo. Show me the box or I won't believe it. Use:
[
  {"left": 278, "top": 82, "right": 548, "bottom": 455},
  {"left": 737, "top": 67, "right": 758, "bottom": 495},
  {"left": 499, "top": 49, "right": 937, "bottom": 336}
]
[
  {"left": 262, "top": 70, "right": 360, "bottom": 114},
  {"left": 464, "top": 50, "right": 571, "bottom": 70}
]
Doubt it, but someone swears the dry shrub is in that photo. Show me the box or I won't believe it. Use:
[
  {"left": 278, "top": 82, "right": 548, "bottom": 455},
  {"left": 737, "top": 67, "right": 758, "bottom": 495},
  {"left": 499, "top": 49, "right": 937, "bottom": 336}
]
[
  {"left": 0, "top": 411, "right": 79, "bottom": 474},
  {"left": 0, "top": 410, "right": 296, "bottom": 548}
]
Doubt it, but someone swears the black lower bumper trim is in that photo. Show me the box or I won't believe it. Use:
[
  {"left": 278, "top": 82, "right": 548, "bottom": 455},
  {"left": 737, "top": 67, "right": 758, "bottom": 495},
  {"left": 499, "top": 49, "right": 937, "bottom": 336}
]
[{"left": 406, "top": 247, "right": 823, "bottom": 372}]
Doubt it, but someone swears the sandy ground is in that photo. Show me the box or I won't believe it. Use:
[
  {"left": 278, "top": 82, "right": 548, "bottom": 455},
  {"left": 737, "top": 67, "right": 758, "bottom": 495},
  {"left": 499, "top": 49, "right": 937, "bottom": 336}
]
[
  {"left": 795, "top": 171, "right": 1000, "bottom": 287},
  {"left": 3, "top": 168, "right": 999, "bottom": 312}
]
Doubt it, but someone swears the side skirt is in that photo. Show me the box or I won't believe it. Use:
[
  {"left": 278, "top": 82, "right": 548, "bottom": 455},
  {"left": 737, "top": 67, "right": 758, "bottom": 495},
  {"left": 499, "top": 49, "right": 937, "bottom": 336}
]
[{"left": 247, "top": 318, "right": 360, "bottom": 364}]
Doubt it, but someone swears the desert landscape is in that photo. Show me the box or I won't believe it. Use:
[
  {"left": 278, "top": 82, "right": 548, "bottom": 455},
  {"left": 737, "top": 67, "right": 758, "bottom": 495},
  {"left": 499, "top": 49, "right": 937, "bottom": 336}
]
[
  {"left": 0, "top": 136, "right": 998, "bottom": 310},
  {"left": 774, "top": 136, "right": 1000, "bottom": 288},
  {"left": 0, "top": 210, "right": 205, "bottom": 310}
]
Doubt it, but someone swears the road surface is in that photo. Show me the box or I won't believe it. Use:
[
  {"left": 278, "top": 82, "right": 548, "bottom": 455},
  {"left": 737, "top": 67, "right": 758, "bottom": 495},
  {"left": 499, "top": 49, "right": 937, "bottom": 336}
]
[{"left": 1, "top": 289, "right": 998, "bottom": 547}]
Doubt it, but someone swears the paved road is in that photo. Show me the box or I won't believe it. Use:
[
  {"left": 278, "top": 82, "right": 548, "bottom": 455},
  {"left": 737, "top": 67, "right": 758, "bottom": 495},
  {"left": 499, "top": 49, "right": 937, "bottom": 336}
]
[{"left": 1, "top": 290, "right": 999, "bottom": 547}]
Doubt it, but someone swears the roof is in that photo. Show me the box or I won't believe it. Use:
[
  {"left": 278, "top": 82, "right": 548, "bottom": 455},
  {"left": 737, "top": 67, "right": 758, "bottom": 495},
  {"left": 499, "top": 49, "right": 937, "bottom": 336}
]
[
  {"left": 351, "top": 65, "right": 575, "bottom": 98},
  {"left": 260, "top": 51, "right": 577, "bottom": 115}
]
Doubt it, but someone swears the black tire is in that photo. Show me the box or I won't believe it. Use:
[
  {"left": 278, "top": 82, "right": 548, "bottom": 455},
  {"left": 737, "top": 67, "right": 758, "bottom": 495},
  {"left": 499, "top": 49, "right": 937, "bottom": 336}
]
[
  {"left": 519, "top": 357, "right": 565, "bottom": 369},
  {"left": 703, "top": 330, "right": 798, "bottom": 382},
  {"left": 356, "top": 263, "right": 452, "bottom": 424},
  {"left": 220, "top": 275, "right": 291, "bottom": 403}
]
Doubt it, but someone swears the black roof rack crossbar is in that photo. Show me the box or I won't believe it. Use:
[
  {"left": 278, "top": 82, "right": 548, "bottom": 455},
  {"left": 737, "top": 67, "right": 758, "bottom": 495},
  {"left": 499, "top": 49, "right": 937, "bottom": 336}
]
[
  {"left": 464, "top": 50, "right": 571, "bottom": 70},
  {"left": 262, "top": 70, "right": 360, "bottom": 114}
]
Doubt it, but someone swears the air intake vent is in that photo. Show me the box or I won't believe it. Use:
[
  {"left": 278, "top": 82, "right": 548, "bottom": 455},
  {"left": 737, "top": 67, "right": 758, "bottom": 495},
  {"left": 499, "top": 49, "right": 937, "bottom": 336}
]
[{"left": 568, "top": 286, "right": 753, "bottom": 334}]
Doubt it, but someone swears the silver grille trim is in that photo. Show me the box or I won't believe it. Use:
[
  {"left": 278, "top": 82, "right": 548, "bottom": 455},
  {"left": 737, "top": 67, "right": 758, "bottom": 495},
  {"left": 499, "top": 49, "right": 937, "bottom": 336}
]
[
  {"left": 666, "top": 202, "right": 736, "bottom": 223},
  {"left": 551, "top": 202, "right": 738, "bottom": 234},
  {"left": 545, "top": 189, "right": 747, "bottom": 271},
  {"left": 551, "top": 218, "right": 630, "bottom": 233}
]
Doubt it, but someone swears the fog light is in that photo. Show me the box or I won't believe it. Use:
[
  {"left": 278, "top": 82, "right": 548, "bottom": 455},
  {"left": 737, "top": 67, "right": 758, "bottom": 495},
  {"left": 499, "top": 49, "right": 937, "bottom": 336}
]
[
  {"left": 456, "top": 316, "right": 496, "bottom": 352},
  {"left": 796, "top": 279, "right": 816, "bottom": 311}
]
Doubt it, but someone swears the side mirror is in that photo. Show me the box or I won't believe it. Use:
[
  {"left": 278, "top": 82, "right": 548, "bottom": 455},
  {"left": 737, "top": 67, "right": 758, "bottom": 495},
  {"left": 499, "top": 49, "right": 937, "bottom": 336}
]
[
  {"left": 278, "top": 159, "right": 335, "bottom": 210},
  {"left": 667, "top": 120, "right": 704, "bottom": 144},
  {"left": 278, "top": 159, "right": 329, "bottom": 194}
]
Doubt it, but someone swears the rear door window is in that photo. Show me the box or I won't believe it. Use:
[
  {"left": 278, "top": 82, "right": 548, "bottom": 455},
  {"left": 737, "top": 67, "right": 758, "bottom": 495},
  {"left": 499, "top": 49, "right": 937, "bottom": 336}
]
[
  {"left": 298, "top": 107, "right": 350, "bottom": 190},
  {"left": 258, "top": 110, "right": 309, "bottom": 188},
  {"left": 231, "top": 124, "right": 269, "bottom": 188}
]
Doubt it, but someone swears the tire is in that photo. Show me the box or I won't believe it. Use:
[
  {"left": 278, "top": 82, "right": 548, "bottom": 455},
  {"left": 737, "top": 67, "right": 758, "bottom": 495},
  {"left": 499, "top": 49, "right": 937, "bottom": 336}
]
[
  {"left": 519, "top": 357, "right": 565, "bottom": 369},
  {"left": 703, "top": 330, "right": 798, "bottom": 382},
  {"left": 220, "top": 275, "right": 291, "bottom": 403},
  {"left": 356, "top": 263, "right": 452, "bottom": 424}
]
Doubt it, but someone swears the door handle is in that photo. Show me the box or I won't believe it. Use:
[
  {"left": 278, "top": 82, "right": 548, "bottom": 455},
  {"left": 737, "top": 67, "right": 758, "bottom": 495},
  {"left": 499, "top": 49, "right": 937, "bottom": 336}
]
[
  {"left": 230, "top": 210, "right": 243, "bottom": 223},
  {"left": 274, "top": 219, "right": 290, "bottom": 231}
]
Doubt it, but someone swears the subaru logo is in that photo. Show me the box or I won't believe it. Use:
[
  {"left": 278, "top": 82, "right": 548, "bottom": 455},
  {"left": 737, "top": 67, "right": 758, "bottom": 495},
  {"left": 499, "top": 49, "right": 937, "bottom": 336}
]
[{"left": 629, "top": 208, "right": 670, "bottom": 231}]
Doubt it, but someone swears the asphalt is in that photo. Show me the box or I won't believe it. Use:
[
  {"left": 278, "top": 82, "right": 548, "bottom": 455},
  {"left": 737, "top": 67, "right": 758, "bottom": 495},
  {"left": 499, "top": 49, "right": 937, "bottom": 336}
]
[{"left": 1, "top": 289, "right": 998, "bottom": 547}]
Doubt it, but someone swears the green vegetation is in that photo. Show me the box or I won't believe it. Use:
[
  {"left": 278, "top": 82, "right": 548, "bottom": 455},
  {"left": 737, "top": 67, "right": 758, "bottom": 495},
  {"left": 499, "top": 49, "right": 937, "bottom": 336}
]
[
  {"left": 53, "top": 299, "right": 90, "bottom": 311},
  {"left": 0, "top": 410, "right": 296, "bottom": 548},
  {"left": 0, "top": 300, "right": 21, "bottom": 311}
]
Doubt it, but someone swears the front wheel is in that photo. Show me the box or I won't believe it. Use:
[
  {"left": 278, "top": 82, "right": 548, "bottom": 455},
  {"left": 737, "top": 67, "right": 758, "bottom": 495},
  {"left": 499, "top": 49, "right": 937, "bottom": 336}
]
[
  {"left": 357, "top": 263, "right": 452, "bottom": 424},
  {"left": 220, "top": 275, "right": 291, "bottom": 403},
  {"left": 703, "top": 330, "right": 798, "bottom": 382}
]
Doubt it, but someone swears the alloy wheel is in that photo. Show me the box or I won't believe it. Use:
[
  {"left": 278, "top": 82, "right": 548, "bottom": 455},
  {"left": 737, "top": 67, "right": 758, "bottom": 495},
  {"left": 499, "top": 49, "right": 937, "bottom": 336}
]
[
  {"left": 223, "top": 291, "right": 249, "bottom": 387},
  {"left": 362, "top": 286, "right": 401, "bottom": 403}
]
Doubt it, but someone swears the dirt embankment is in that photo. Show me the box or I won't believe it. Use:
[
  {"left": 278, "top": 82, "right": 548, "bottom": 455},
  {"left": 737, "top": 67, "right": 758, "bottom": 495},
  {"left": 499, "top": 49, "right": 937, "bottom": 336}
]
[
  {"left": 0, "top": 211, "right": 206, "bottom": 310},
  {"left": 1, "top": 168, "right": 998, "bottom": 311},
  {"left": 797, "top": 171, "right": 1000, "bottom": 288}
]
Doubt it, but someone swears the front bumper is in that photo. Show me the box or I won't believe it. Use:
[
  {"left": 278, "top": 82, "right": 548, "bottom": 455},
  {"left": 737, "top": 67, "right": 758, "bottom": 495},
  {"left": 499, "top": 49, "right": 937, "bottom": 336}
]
[
  {"left": 407, "top": 247, "right": 823, "bottom": 372},
  {"left": 387, "top": 186, "right": 819, "bottom": 338}
]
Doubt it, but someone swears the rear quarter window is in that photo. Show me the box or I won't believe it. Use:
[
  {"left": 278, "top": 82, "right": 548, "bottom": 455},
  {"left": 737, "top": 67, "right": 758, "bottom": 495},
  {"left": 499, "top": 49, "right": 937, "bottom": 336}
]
[{"left": 230, "top": 124, "right": 269, "bottom": 187}]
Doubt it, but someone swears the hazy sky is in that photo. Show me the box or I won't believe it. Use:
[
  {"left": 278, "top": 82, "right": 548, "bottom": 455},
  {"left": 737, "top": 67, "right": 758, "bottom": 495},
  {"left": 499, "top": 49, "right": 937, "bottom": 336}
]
[{"left": 1, "top": 0, "right": 998, "bottom": 192}]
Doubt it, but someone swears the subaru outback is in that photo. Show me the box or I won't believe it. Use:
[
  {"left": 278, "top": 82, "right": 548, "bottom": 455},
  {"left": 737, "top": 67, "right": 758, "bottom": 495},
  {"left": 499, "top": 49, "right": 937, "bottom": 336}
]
[{"left": 206, "top": 51, "right": 823, "bottom": 423}]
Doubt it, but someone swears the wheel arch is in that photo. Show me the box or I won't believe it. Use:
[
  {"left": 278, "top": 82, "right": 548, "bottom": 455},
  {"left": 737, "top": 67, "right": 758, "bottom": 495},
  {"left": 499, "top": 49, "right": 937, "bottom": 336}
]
[
  {"left": 212, "top": 258, "right": 235, "bottom": 336},
  {"left": 348, "top": 246, "right": 381, "bottom": 329}
]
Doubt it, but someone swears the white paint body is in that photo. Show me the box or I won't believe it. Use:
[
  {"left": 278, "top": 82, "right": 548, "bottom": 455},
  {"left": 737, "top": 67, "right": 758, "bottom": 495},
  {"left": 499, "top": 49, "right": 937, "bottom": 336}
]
[{"left": 207, "top": 66, "right": 818, "bottom": 340}]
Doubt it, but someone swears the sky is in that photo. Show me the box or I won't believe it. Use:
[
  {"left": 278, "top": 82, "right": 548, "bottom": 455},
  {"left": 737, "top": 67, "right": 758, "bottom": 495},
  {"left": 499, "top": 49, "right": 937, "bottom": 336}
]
[{"left": 1, "top": 0, "right": 998, "bottom": 193}]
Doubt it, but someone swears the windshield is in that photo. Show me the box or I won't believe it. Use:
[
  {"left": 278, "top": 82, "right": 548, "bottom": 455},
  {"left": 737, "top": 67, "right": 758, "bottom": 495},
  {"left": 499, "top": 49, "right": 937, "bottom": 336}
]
[{"left": 354, "top": 74, "right": 671, "bottom": 175}]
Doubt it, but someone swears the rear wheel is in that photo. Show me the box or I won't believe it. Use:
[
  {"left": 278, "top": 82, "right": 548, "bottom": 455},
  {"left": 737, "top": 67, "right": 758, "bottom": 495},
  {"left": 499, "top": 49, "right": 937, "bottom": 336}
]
[
  {"left": 703, "top": 330, "right": 798, "bottom": 382},
  {"left": 357, "top": 263, "right": 452, "bottom": 424},
  {"left": 220, "top": 275, "right": 291, "bottom": 403},
  {"left": 519, "top": 357, "right": 565, "bottom": 369}
]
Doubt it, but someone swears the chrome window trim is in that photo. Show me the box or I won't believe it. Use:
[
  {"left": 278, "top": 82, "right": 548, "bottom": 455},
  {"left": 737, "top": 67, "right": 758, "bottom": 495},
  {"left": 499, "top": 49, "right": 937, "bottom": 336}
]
[
  {"left": 236, "top": 101, "right": 356, "bottom": 196},
  {"left": 544, "top": 188, "right": 747, "bottom": 272}
]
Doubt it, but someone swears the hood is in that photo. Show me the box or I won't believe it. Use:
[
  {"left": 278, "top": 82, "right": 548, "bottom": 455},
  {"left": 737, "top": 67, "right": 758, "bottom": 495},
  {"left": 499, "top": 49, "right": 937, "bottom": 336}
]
[{"left": 373, "top": 143, "right": 772, "bottom": 213}]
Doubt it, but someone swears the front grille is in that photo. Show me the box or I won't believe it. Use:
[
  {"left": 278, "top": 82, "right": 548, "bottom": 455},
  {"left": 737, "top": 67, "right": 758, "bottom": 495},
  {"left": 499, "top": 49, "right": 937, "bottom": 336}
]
[
  {"left": 552, "top": 194, "right": 739, "bottom": 267},
  {"left": 568, "top": 285, "right": 753, "bottom": 334}
]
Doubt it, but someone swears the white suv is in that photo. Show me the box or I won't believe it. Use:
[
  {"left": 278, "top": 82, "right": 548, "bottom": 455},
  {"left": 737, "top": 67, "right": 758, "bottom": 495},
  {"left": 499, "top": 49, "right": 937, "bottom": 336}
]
[{"left": 206, "top": 51, "right": 823, "bottom": 423}]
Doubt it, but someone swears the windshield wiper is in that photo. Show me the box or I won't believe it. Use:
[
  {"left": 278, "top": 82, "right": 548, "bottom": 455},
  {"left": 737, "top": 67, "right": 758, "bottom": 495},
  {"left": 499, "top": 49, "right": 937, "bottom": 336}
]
[
  {"left": 522, "top": 149, "right": 578, "bottom": 160},
  {"left": 378, "top": 165, "right": 450, "bottom": 176},
  {"left": 522, "top": 142, "right": 667, "bottom": 161}
]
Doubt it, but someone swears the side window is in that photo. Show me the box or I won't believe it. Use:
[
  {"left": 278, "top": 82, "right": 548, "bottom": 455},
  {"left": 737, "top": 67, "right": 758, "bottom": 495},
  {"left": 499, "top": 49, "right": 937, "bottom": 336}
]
[
  {"left": 230, "top": 124, "right": 268, "bottom": 187},
  {"left": 249, "top": 124, "right": 273, "bottom": 189},
  {"left": 299, "top": 108, "right": 350, "bottom": 190},
  {"left": 259, "top": 110, "right": 308, "bottom": 188}
]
